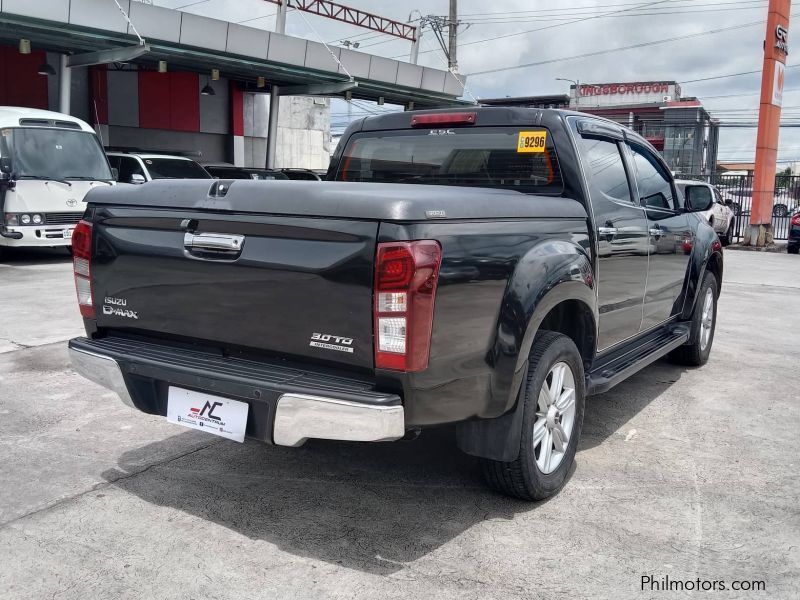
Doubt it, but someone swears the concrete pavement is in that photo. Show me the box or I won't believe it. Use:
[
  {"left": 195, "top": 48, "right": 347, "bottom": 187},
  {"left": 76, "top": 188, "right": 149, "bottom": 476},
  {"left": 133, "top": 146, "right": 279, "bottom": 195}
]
[{"left": 0, "top": 247, "right": 797, "bottom": 599}]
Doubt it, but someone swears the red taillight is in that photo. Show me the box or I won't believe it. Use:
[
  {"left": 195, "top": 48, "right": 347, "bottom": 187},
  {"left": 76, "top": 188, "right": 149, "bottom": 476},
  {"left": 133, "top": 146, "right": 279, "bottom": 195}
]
[
  {"left": 374, "top": 240, "right": 442, "bottom": 372},
  {"left": 72, "top": 220, "right": 94, "bottom": 319},
  {"left": 791, "top": 213, "right": 800, "bottom": 226},
  {"left": 411, "top": 112, "right": 476, "bottom": 127}
]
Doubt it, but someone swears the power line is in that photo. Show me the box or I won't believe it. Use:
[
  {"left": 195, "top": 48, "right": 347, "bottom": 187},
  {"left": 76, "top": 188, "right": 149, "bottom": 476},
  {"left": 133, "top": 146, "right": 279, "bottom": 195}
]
[
  {"left": 387, "top": 0, "right": 676, "bottom": 56},
  {"left": 458, "top": 0, "right": 765, "bottom": 18},
  {"left": 468, "top": 17, "right": 781, "bottom": 77},
  {"left": 459, "top": 4, "right": 769, "bottom": 24}
]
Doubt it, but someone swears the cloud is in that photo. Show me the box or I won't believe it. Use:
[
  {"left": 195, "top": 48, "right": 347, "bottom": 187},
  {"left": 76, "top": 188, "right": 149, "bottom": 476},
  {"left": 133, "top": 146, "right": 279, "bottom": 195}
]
[{"left": 156, "top": 0, "right": 798, "bottom": 164}]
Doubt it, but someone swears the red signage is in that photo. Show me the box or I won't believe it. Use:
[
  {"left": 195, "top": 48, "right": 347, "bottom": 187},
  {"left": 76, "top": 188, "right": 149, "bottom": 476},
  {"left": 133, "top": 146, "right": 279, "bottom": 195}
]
[{"left": 579, "top": 82, "right": 671, "bottom": 96}]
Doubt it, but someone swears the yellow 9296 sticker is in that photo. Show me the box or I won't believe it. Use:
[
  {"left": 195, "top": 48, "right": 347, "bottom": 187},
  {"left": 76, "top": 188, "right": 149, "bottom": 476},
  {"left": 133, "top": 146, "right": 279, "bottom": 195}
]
[{"left": 517, "top": 130, "right": 547, "bottom": 153}]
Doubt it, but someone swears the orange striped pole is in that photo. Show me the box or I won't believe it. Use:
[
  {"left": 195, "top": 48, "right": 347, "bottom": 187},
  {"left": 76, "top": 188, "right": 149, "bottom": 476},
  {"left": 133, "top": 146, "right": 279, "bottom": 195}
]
[{"left": 746, "top": 0, "right": 791, "bottom": 246}]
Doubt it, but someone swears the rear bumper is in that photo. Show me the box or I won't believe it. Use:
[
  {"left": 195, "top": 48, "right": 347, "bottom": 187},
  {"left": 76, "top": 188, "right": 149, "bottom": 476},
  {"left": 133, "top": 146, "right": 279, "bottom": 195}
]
[{"left": 68, "top": 336, "right": 405, "bottom": 446}]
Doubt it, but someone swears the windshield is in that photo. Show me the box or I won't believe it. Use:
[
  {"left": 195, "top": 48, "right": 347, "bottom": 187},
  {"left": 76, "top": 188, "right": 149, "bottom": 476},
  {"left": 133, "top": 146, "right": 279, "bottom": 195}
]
[
  {"left": 1, "top": 127, "right": 112, "bottom": 181},
  {"left": 144, "top": 158, "right": 211, "bottom": 180},
  {"left": 335, "top": 127, "right": 563, "bottom": 194}
]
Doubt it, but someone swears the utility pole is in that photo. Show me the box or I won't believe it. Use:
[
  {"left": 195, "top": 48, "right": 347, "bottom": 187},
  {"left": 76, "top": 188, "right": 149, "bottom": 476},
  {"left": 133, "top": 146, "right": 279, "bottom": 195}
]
[
  {"left": 448, "top": 0, "right": 458, "bottom": 71},
  {"left": 746, "top": 0, "right": 791, "bottom": 246}
]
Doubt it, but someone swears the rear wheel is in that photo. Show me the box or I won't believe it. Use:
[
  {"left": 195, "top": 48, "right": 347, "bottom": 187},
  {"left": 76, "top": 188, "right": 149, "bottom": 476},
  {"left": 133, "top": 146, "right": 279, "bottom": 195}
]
[
  {"left": 481, "top": 331, "right": 585, "bottom": 501},
  {"left": 721, "top": 220, "right": 733, "bottom": 246},
  {"left": 669, "top": 271, "right": 718, "bottom": 366},
  {"left": 788, "top": 245, "right": 800, "bottom": 255},
  {"left": 773, "top": 204, "right": 788, "bottom": 217}
]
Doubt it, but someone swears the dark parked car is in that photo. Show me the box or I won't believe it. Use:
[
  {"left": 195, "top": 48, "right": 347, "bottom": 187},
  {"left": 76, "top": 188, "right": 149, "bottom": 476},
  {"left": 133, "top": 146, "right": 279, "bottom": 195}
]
[
  {"left": 246, "top": 168, "right": 289, "bottom": 180},
  {"left": 789, "top": 208, "right": 800, "bottom": 254},
  {"left": 280, "top": 168, "right": 322, "bottom": 181},
  {"left": 68, "top": 108, "right": 722, "bottom": 501},
  {"left": 203, "top": 164, "right": 253, "bottom": 180}
]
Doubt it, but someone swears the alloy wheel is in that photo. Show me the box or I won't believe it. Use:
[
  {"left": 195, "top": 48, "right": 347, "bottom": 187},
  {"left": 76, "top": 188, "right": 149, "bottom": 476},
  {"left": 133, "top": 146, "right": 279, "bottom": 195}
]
[
  {"left": 700, "top": 287, "right": 714, "bottom": 351},
  {"left": 533, "top": 362, "right": 577, "bottom": 474}
]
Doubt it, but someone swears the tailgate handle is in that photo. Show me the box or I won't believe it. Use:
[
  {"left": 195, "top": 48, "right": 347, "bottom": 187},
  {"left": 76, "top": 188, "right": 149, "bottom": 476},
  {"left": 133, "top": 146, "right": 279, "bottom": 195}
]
[{"left": 184, "top": 232, "right": 244, "bottom": 253}]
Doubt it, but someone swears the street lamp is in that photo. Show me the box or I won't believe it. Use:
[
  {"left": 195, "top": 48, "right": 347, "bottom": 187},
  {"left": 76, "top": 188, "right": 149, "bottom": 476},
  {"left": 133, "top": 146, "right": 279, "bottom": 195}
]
[{"left": 556, "top": 77, "right": 580, "bottom": 108}]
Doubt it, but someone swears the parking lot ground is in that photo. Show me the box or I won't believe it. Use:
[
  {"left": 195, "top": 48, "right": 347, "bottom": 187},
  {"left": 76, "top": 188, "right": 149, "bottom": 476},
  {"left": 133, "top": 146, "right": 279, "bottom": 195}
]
[{"left": 0, "top": 247, "right": 798, "bottom": 600}]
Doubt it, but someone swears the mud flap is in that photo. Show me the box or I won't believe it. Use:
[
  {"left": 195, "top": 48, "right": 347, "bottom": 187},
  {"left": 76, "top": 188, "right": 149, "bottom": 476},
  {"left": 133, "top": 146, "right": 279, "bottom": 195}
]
[{"left": 455, "top": 365, "right": 527, "bottom": 462}]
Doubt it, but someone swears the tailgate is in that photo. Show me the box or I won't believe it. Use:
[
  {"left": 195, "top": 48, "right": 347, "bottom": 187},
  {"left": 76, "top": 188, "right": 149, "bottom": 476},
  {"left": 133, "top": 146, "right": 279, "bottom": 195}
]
[{"left": 91, "top": 206, "right": 377, "bottom": 370}]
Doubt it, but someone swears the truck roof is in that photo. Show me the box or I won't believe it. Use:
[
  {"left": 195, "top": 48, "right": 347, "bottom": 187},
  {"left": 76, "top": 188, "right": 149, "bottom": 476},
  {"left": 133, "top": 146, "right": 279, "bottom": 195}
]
[
  {"left": 0, "top": 106, "right": 96, "bottom": 133},
  {"left": 351, "top": 106, "right": 654, "bottom": 149}
]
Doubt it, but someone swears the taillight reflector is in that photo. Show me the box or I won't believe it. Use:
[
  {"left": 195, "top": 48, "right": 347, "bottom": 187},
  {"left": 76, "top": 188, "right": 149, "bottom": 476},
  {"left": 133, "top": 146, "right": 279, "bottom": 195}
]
[
  {"left": 72, "top": 220, "right": 95, "bottom": 319},
  {"left": 374, "top": 241, "right": 442, "bottom": 372},
  {"left": 411, "top": 112, "right": 476, "bottom": 127},
  {"left": 791, "top": 213, "right": 800, "bottom": 226}
]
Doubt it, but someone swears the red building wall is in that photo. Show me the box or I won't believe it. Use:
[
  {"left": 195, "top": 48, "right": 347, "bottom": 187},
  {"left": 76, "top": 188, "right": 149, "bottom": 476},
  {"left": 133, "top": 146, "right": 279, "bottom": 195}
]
[
  {"left": 139, "top": 71, "right": 200, "bottom": 132},
  {"left": 0, "top": 46, "right": 49, "bottom": 109}
]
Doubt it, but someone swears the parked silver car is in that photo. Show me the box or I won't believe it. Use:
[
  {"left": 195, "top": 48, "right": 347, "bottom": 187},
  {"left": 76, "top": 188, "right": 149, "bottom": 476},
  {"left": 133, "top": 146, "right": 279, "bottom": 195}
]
[{"left": 676, "top": 180, "right": 735, "bottom": 245}]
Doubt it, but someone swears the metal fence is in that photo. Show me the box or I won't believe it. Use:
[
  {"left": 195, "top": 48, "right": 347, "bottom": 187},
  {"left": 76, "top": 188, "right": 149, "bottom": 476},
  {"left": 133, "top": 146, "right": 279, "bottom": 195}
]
[{"left": 680, "top": 173, "right": 799, "bottom": 241}]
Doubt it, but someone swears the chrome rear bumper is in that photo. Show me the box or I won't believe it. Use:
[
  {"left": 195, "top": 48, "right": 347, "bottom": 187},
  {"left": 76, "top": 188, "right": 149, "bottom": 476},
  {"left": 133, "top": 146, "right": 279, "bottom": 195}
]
[
  {"left": 272, "top": 393, "right": 405, "bottom": 447},
  {"left": 68, "top": 343, "right": 405, "bottom": 446},
  {"left": 70, "top": 346, "right": 135, "bottom": 408}
]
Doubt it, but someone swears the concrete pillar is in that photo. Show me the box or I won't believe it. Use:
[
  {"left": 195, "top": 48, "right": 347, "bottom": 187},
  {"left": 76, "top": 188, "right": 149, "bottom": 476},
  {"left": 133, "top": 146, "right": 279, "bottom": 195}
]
[
  {"left": 266, "top": 86, "right": 279, "bottom": 169},
  {"left": 59, "top": 54, "right": 71, "bottom": 114}
]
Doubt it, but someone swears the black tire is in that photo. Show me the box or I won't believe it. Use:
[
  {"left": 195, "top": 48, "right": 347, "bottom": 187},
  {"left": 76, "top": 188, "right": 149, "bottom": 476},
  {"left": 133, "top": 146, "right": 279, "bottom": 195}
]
[
  {"left": 788, "top": 245, "right": 800, "bottom": 255},
  {"left": 669, "top": 271, "right": 718, "bottom": 366},
  {"left": 481, "top": 331, "right": 585, "bottom": 501},
  {"left": 773, "top": 204, "right": 788, "bottom": 217},
  {"left": 720, "top": 220, "right": 733, "bottom": 247}
]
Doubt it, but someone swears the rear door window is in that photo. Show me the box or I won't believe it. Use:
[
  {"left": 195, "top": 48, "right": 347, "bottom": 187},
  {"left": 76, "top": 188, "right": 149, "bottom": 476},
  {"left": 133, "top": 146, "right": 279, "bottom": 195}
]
[{"left": 335, "top": 127, "right": 563, "bottom": 195}]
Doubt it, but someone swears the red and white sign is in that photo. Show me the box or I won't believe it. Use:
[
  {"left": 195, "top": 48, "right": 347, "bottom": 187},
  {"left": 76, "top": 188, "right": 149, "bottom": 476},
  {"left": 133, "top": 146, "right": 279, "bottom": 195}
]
[{"left": 573, "top": 81, "right": 682, "bottom": 108}]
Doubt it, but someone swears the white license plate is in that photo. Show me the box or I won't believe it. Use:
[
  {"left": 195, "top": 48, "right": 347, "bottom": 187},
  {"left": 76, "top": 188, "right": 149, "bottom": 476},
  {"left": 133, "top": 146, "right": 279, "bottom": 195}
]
[
  {"left": 63, "top": 228, "right": 73, "bottom": 239},
  {"left": 166, "top": 387, "right": 248, "bottom": 442}
]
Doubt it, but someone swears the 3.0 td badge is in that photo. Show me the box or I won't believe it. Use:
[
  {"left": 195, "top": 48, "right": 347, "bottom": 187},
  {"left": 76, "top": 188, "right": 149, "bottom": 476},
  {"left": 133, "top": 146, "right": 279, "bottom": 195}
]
[{"left": 309, "top": 332, "right": 354, "bottom": 353}]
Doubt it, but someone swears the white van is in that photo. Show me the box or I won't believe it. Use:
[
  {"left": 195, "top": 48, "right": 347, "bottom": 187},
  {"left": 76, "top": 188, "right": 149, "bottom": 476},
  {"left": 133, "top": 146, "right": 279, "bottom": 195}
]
[{"left": 0, "top": 107, "right": 113, "bottom": 256}]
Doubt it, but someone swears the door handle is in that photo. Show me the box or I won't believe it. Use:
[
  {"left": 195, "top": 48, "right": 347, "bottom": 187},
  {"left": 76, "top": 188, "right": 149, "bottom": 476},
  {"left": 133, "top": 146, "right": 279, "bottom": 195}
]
[
  {"left": 184, "top": 232, "right": 245, "bottom": 253},
  {"left": 649, "top": 227, "right": 663, "bottom": 239},
  {"left": 598, "top": 226, "right": 617, "bottom": 240}
]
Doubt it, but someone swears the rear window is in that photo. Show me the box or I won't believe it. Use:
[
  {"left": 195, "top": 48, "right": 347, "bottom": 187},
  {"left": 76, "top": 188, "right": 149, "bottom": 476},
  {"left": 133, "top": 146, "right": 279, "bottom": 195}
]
[{"left": 335, "top": 127, "right": 562, "bottom": 194}]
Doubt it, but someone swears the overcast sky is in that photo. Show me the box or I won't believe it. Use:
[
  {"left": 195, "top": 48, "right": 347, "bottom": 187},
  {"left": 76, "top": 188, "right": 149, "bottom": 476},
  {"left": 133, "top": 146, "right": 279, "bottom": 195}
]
[{"left": 158, "top": 0, "right": 799, "bottom": 165}]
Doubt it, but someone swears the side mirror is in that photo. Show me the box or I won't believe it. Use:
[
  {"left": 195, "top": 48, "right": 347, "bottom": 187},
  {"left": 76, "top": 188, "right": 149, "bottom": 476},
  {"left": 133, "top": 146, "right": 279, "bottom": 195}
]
[
  {"left": 724, "top": 199, "right": 733, "bottom": 207},
  {"left": 130, "top": 173, "right": 146, "bottom": 184},
  {"left": 110, "top": 167, "right": 119, "bottom": 181},
  {"left": 684, "top": 186, "right": 714, "bottom": 212},
  {"left": 0, "top": 156, "right": 11, "bottom": 175}
]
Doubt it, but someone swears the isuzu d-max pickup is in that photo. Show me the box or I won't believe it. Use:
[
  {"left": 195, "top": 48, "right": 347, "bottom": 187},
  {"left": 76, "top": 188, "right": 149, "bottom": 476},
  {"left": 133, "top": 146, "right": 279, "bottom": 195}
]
[{"left": 68, "top": 108, "right": 722, "bottom": 500}]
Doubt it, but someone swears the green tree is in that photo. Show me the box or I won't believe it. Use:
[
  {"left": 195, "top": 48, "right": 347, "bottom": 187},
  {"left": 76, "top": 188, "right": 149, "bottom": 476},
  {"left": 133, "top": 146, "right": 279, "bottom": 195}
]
[{"left": 775, "top": 166, "right": 792, "bottom": 190}]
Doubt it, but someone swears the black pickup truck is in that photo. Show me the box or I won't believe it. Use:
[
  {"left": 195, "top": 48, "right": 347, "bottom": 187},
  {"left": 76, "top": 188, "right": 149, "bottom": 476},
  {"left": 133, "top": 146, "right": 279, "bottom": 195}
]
[{"left": 68, "top": 108, "right": 722, "bottom": 501}]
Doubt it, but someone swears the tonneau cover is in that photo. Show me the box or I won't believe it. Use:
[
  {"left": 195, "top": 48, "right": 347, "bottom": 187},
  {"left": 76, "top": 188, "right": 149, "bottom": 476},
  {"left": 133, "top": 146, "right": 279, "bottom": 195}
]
[{"left": 85, "top": 180, "right": 587, "bottom": 221}]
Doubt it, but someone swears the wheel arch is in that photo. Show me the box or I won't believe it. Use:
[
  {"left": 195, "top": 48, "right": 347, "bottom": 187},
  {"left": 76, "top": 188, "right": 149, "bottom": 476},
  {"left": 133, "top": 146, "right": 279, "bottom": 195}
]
[{"left": 456, "top": 265, "right": 597, "bottom": 462}]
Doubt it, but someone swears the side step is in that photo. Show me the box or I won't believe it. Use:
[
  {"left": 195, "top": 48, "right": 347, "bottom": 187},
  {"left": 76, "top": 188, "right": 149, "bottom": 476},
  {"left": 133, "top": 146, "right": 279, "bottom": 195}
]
[{"left": 586, "top": 324, "right": 690, "bottom": 395}]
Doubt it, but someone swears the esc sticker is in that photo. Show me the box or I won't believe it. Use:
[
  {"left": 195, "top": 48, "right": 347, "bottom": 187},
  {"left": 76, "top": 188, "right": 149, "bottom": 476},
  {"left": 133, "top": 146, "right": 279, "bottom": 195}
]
[{"left": 517, "top": 131, "right": 547, "bottom": 153}]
